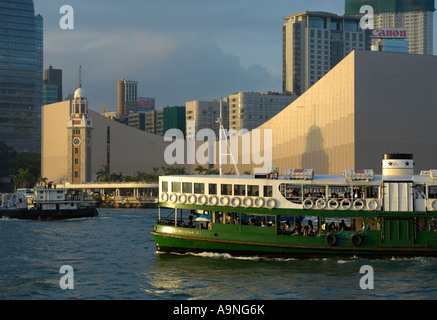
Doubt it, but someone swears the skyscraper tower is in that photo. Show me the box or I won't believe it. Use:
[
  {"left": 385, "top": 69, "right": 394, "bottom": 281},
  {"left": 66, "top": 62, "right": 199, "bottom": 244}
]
[
  {"left": 0, "top": 0, "right": 43, "bottom": 152},
  {"left": 282, "top": 11, "right": 370, "bottom": 95},
  {"left": 117, "top": 78, "right": 138, "bottom": 119},
  {"left": 67, "top": 68, "right": 93, "bottom": 183},
  {"left": 44, "top": 66, "right": 63, "bottom": 102},
  {"left": 345, "top": 0, "right": 435, "bottom": 55}
]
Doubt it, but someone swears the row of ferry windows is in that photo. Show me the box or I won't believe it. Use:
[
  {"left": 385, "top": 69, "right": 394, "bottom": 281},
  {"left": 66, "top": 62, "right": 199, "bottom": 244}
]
[{"left": 162, "top": 181, "right": 273, "bottom": 197}]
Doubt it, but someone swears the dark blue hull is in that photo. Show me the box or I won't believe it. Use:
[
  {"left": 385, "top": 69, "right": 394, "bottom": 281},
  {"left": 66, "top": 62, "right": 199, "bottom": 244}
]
[{"left": 0, "top": 207, "right": 98, "bottom": 221}]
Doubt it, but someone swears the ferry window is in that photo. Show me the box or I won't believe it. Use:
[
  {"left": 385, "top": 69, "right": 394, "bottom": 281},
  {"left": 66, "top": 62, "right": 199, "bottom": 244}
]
[
  {"left": 194, "top": 183, "right": 205, "bottom": 194},
  {"left": 429, "top": 187, "right": 437, "bottom": 198},
  {"left": 221, "top": 184, "right": 232, "bottom": 195},
  {"left": 234, "top": 185, "right": 245, "bottom": 196},
  {"left": 327, "top": 186, "right": 348, "bottom": 199},
  {"left": 304, "top": 187, "right": 325, "bottom": 198},
  {"left": 264, "top": 186, "right": 273, "bottom": 197},
  {"left": 281, "top": 184, "right": 301, "bottom": 199},
  {"left": 247, "top": 185, "right": 259, "bottom": 196},
  {"left": 172, "top": 182, "right": 181, "bottom": 193},
  {"left": 182, "top": 182, "right": 192, "bottom": 193},
  {"left": 162, "top": 181, "right": 168, "bottom": 192},
  {"left": 209, "top": 184, "right": 217, "bottom": 195}
]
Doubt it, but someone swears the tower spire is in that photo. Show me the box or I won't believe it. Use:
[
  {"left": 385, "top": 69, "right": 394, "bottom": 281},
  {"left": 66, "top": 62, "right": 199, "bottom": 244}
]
[{"left": 79, "top": 65, "right": 82, "bottom": 88}]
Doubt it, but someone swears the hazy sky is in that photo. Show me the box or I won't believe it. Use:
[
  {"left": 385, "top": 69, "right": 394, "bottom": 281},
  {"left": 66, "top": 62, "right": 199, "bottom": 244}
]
[{"left": 33, "top": 0, "right": 436, "bottom": 111}]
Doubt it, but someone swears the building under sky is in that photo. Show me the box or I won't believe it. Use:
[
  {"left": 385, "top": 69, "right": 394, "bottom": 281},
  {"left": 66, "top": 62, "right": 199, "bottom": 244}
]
[
  {"left": 345, "top": 0, "right": 435, "bottom": 55},
  {"left": 0, "top": 0, "right": 43, "bottom": 153}
]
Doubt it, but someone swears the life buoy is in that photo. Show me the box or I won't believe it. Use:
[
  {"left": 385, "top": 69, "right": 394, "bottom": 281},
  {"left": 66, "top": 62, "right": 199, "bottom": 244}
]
[
  {"left": 340, "top": 199, "right": 352, "bottom": 210},
  {"left": 254, "top": 197, "right": 265, "bottom": 208},
  {"left": 208, "top": 196, "right": 218, "bottom": 206},
  {"left": 169, "top": 193, "right": 178, "bottom": 203},
  {"left": 303, "top": 198, "right": 313, "bottom": 209},
  {"left": 187, "top": 194, "right": 197, "bottom": 204},
  {"left": 178, "top": 193, "right": 187, "bottom": 204},
  {"left": 353, "top": 199, "right": 364, "bottom": 211},
  {"left": 327, "top": 199, "right": 339, "bottom": 210},
  {"left": 367, "top": 199, "right": 378, "bottom": 211},
  {"left": 325, "top": 233, "right": 337, "bottom": 246},
  {"left": 230, "top": 197, "right": 241, "bottom": 207},
  {"left": 160, "top": 192, "right": 168, "bottom": 202},
  {"left": 430, "top": 199, "right": 437, "bottom": 212},
  {"left": 316, "top": 198, "right": 326, "bottom": 210},
  {"left": 266, "top": 198, "right": 276, "bottom": 209},
  {"left": 197, "top": 195, "right": 207, "bottom": 205},
  {"left": 242, "top": 197, "right": 253, "bottom": 208},
  {"left": 220, "top": 195, "right": 230, "bottom": 206},
  {"left": 350, "top": 233, "right": 363, "bottom": 247}
]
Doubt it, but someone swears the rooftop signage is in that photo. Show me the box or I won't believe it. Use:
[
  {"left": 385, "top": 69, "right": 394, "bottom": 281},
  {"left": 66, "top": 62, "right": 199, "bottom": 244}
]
[{"left": 371, "top": 28, "right": 407, "bottom": 39}]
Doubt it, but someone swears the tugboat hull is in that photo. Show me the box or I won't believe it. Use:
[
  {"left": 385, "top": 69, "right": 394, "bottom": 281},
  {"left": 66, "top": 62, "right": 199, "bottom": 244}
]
[{"left": 0, "top": 207, "right": 98, "bottom": 221}]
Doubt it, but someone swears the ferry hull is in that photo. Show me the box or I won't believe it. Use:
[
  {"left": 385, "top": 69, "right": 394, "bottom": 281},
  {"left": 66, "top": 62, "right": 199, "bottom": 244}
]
[
  {"left": 0, "top": 207, "right": 98, "bottom": 221},
  {"left": 150, "top": 225, "right": 437, "bottom": 258}
]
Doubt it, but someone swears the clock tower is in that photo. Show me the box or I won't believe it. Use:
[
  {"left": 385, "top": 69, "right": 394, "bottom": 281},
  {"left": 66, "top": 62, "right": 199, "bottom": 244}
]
[{"left": 67, "top": 86, "right": 93, "bottom": 183}]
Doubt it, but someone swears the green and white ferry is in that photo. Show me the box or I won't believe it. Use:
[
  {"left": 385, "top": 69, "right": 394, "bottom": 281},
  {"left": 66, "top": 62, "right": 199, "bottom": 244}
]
[{"left": 150, "top": 154, "right": 437, "bottom": 258}]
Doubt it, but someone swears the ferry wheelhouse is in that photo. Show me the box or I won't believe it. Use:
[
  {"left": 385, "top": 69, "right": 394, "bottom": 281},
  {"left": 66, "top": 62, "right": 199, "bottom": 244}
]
[{"left": 150, "top": 154, "right": 437, "bottom": 258}]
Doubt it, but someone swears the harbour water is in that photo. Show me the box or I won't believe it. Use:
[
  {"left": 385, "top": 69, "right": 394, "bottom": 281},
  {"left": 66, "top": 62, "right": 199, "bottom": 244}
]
[{"left": 1, "top": 208, "right": 437, "bottom": 301}]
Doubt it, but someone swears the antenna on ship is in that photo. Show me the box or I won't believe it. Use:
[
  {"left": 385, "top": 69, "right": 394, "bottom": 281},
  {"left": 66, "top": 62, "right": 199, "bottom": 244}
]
[{"left": 217, "top": 97, "right": 240, "bottom": 176}]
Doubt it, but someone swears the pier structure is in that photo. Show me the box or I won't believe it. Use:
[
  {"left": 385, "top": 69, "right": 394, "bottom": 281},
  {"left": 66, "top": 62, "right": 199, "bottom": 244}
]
[{"left": 59, "top": 181, "right": 159, "bottom": 208}]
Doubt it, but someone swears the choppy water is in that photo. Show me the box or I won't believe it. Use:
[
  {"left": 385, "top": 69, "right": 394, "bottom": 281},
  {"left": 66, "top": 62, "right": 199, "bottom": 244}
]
[{"left": 1, "top": 208, "right": 437, "bottom": 300}]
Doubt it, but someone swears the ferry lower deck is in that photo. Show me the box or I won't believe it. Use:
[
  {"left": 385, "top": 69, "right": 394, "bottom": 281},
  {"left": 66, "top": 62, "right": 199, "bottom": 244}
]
[{"left": 150, "top": 207, "right": 437, "bottom": 258}]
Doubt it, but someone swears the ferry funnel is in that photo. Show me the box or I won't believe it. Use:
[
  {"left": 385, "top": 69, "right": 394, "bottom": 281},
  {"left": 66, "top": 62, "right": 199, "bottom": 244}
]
[{"left": 382, "top": 153, "right": 414, "bottom": 176}]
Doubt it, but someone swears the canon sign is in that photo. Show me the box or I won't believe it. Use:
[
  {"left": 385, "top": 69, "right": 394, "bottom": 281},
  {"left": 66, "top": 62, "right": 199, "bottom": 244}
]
[{"left": 371, "top": 28, "right": 407, "bottom": 39}]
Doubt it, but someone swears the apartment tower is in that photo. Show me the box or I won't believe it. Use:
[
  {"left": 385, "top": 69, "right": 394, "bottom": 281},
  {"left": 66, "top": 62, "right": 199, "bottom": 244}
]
[{"left": 282, "top": 11, "right": 371, "bottom": 96}]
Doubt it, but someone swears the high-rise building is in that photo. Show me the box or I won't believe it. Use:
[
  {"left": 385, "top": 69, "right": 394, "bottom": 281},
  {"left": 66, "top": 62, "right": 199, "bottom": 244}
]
[
  {"left": 0, "top": 0, "right": 43, "bottom": 153},
  {"left": 228, "top": 92, "right": 297, "bottom": 135},
  {"left": 282, "top": 11, "right": 371, "bottom": 96},
  {"left": 44, "top": 66, "right": 63, "bottom": 102},
  {"left": 345, "top": 0, "right": 435, "bottom": 55},
  {"left": 185, "top": 99, "right": 229, "bottom": 141},
  {"left": 43, "top": 84, "right": 59, "bottom": 105},
  {"left": 117, "top": 78, "right": 138, "bottom": 118},
  {"left": 144, "top": 110, "right": 164, "bottom": 135},
  {"left": 163, "top": 106, "right": 186, "bottom": 137}
]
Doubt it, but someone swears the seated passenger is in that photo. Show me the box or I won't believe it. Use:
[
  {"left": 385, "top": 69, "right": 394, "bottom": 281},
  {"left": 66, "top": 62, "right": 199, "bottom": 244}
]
[
  {"left": 303, "top": 220, "right": 314, "bottom": 236},
  {"left": 328, "top": 222, "right": 336, "bottom": 231},
  {"left": 283, "top": 221, "right": 292, "bottom": 235},
  {"left": 291, "top": 221, "right": 302, "bottom": 236},
  {"left": 339, "top": 219, "right": 347, "bottom": 231},
  {"left": 187, "top": 215, "right": 195, "bottom": 228}
]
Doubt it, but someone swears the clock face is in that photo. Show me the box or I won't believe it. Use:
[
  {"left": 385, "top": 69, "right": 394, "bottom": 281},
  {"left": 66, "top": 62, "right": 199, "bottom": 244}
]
[{"left": 73, "top": 137, "right": 81, "bottom": 146}]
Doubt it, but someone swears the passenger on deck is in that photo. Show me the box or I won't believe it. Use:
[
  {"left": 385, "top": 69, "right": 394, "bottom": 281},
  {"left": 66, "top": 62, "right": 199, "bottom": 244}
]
[
  {"left": 303, "top": 220, "right": 314, "bottom": 236},
  {"left": 187, "top": 215, "right": 195, "bottom": 228},
  {"left": 353, "top": 186, "right": 362, "bottom": 199},
  {"left": 283, "top": 221, "right": 292, "bottom": 235},
  {"left": 339, "top": 219, "right": 347, "bottom": 231},
  {"left": 416, "top": 188, "right": 426, "bottom": 199},
  {"left": 328, "top": 222, "right": 336, "bottom": 231},
  {"left": 291, "top": 221, "right": 302, "bottom": 236}
]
